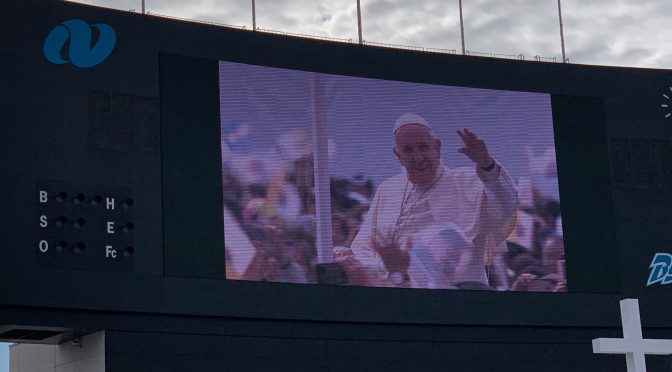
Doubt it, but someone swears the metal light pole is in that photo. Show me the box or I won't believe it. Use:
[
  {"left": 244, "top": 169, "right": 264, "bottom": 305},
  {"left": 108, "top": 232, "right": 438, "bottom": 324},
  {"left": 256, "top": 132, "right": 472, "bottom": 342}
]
[
  {"left": 458, "top": 0, "right": 465, "bottom": 54},
  {"left": 356, "top": 0, "right": 363, "bottom": 44},
  {"left": 141, "top": 0, "right": 145, "bottom": 14},
  {"left": 557, "top": 0, "right": 567, "bottom": 62},
  {"left": 252, "top": 0, "right": 256, "bottom": 30}
]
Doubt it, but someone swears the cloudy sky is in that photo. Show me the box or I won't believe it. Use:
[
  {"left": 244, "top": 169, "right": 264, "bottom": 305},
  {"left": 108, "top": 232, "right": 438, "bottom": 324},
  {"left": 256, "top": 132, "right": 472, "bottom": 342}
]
[{"left": 65, "top": 0, "right": 672, "bottom": 69}]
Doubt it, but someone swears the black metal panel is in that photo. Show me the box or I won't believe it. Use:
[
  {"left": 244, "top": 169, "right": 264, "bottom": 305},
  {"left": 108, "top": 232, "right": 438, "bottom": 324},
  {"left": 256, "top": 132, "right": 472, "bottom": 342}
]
[
  {"left": 0, "top": 5, "right": 671, "bottom": 369},
  {"left": 160, "top": 54, "right": 223, "bottom": 278}
]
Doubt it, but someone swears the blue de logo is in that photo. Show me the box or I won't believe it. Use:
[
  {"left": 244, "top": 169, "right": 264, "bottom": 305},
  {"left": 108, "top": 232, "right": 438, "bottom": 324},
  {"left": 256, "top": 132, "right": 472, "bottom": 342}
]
[
  {"left": 647, "top": 253, "right": 672, "bottom": 286},
  {"left": 43, "top": 19, "right": 116, "bottom": 68}
]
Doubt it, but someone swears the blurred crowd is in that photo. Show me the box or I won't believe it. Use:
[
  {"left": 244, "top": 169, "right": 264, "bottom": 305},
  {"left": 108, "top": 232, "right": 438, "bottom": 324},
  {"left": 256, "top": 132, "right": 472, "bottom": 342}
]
[
  {"left": 502, "top": 148, "right": 567, "bottom": 292},
  {"left": 222, "top": 125, "right": 566, "bottom": 292},
  {"left": 222, "top": 127, "right": 374, "bottom": 284}
]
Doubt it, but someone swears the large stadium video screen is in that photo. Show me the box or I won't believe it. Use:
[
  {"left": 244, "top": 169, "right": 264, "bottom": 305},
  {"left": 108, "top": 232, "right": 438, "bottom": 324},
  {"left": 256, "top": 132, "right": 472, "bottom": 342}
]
[{"left": 220, "top": 60, "right": 566, "bottom": 292}]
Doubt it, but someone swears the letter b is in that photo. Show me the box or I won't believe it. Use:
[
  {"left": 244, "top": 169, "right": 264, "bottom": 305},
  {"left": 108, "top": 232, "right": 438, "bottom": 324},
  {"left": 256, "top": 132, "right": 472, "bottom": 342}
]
[{"left": 647, "top": 253, "right": 672, "bottom": 286}]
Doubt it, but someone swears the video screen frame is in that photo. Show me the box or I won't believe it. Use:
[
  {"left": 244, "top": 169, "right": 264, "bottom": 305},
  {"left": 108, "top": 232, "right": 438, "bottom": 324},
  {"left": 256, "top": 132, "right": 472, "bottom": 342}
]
[{"left": 219, "top": 60, "right": 567, "bottom": 292}]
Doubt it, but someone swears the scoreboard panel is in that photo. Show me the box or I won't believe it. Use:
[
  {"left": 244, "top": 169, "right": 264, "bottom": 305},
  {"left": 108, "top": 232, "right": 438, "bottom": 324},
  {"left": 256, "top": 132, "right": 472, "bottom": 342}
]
[{"left": 0, "top": 0, "right": 671, "bottom": 354}]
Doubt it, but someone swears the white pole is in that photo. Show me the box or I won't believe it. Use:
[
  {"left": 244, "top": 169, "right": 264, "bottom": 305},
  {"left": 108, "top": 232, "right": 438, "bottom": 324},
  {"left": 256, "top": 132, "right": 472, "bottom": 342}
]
[
  {"left": 311, "top": 74, "right": 334, "bottom": 263},
  {"left": 356, "top": 0, "right": 363, "bottom": 44},
  {"left": 557, "top": 0, "right": 567, "bottom": 62},
  {"left": 459, "top": 0, "right": 465, "bottom": 54},
  {"left": 252, "top": 0, "right": 256, "bottom": 30}
]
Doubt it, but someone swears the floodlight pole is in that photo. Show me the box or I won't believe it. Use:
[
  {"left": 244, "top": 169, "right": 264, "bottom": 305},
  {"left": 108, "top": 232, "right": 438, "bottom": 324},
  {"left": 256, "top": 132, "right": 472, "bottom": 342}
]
[
  {"left": 141, "top": 0, "right": 145, "bottom": 14},
  {"left": 252, "top": 0, "right": 256, "bottom": 31},
  {"left": 356, "top": 0, "right": 363, "bottom": 44},
  {"left": 458, "top": 0, "right": 465, "bottom": 54},
  {"left": 557, "top": 0, "right": 566, "bottom": 62}
]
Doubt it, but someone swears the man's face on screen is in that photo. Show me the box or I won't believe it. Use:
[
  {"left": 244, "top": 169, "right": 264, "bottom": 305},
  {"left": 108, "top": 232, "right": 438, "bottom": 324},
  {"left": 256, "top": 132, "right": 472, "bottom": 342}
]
[{"left": 393, "top": 124, "right": 441, "bottom": 188}]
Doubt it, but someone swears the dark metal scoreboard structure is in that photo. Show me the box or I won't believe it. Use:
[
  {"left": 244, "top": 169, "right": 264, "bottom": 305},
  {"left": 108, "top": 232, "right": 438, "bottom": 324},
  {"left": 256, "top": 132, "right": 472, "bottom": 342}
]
[{"left": 1, "top": 0, "right": 672, "bottom": 371}]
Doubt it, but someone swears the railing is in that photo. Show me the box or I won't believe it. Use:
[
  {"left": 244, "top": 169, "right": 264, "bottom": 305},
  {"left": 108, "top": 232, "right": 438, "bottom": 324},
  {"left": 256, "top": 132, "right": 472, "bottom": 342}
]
[
  {"left": 534, "top": 55, "right": 557, "bottom": 63},
  {"left": 257, "top": 28, "right": 352, "bottom": 43},
  {"left": 363, "top": 40, "right": 425, "bottom": 52},
  {"left": 494, "top": 53, "right": 525, "bottom": 60},
  {"left": 364, "top": 41, "right": 456, "bottom": 55},
  {"left": 465, "top": 50, "right": 493, "bottom": 58},
  {"left": 127, "top": 7, "right": 565, "bottom": 64},
  {"left": 145, "top": 12, "right": 246, "bottom": 30},
  {"left": 426, "top": 47, "right": 458, "bottom": 55}
]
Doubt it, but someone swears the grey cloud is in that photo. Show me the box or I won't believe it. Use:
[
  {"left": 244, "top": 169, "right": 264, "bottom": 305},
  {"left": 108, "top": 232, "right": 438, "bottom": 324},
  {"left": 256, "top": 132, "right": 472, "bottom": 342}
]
[
  {"left": 365, "top": 0, "right": 397, "bottom": 18},
  {"left": 459, "top": 1, "right": 561, "bottom": 57},
  {"left": 70, "top": 0, "right": 672, "bottom": 68},
  {"left": 617, "top": 46, "right": 656, "bottom": 60},
  {"left": 68, "top": 0, "right": 140, "bottom": 11},
  {"left": 564, "top": 42, "right": 612, "bottom": 65}
]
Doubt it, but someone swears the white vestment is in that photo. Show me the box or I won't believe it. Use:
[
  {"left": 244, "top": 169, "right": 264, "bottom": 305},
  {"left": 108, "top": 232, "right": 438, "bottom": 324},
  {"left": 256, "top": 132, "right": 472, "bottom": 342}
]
[{"left": 349, "top": 162, "right": 518, "bottom": 288}]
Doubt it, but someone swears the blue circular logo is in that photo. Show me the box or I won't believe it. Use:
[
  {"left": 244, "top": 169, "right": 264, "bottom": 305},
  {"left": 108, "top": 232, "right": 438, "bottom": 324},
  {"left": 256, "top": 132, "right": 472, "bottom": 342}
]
[{"left": 44, "top": 19, "right": 116, "bottom": 68}]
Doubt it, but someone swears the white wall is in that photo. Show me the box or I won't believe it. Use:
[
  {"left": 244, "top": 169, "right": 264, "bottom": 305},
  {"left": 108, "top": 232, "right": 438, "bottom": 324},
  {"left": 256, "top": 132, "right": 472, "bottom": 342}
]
[
  {"left": 1, "top": 343, "right": 9, "bottom": 372},
  {"left": 8, "top": 333, "right": 104, "bottom": 372}
]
